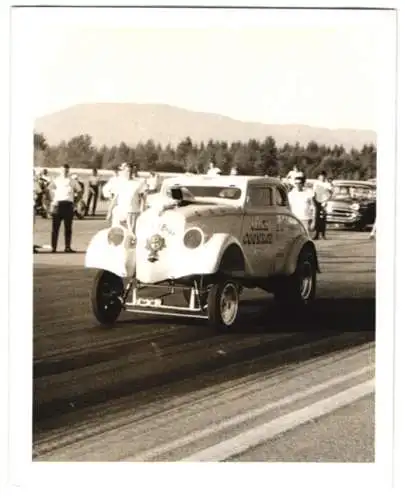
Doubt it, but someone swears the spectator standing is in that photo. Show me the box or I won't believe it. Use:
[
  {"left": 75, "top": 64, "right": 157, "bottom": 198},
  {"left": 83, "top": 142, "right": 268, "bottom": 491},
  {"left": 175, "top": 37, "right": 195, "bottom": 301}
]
[
  {"left": 207, "top": 162, "right": 221, "bottom": 176},
  {"left": 103, "top": 165, "right": 120, "bottom": 215},
  {"left": 288, "top": 174, "right": 315, "bottom": 233},
  {"left": 106, "top": 163, "right": 149, "bottom": 233},
  {"left": 146, "top": 171, "right": 161, "bottom": 194},
  {"left": 49, "top": 164, "right": 80, "bottom": 253},
  {"left": 312, "top": 170, "right": 333, "bottom": 240},
  {"left": 85, "top": 168, "right": 101, "bottom": 216},
  {"left": 33, "top": 171, "right": 41, "bottom": 253}
]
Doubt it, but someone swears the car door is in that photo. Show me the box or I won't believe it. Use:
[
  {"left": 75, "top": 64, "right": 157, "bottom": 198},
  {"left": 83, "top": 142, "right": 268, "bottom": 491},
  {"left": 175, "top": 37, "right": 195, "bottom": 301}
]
[
  {"left": 241, "top": 184, "right": 278, "bottom": 276},
  {"left": 273, "top": 184, "right": 306, "bottom": 272}
]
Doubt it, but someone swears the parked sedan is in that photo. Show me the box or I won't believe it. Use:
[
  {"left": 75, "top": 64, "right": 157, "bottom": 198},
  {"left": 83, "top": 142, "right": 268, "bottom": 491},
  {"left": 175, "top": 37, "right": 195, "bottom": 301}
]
[{"left": 325, "top": 180, "right": 376, "bottom": 230}]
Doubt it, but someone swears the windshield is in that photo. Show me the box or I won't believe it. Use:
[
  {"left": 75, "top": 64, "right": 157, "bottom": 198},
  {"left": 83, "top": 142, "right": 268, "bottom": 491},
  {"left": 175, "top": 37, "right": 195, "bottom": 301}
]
[
  {"left": 332, "top": 185, "right": 376, "bottom": 200},
  {"left": 165, "top": 184, "right": 242, "bottom": 200}
]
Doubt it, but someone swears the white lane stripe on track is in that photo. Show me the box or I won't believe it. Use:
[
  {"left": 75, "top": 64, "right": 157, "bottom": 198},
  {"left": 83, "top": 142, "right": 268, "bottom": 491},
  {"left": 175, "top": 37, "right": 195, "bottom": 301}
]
[
  {"left": 126, "top": 365, "right": 374, "bottom": 461},
  {"left": 181, "top": 378, "right": 374, "bottom": 462}
]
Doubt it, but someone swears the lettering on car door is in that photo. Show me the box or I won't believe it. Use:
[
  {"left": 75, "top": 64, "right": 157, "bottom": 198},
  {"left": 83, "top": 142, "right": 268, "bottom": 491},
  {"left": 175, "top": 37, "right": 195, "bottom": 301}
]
[{"left": 242, "top": 185, "right": 277, "bottom": 275}]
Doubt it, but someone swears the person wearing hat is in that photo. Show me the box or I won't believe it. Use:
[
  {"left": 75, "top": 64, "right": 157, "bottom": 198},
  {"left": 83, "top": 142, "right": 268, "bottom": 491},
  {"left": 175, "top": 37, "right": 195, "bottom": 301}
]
[
  {"left": 288, "top": 173, "right": 315, "bottom": 232},
  {"left": 49, "top": 164, "right": 81, "bottom": 253},
  {"left": 106, "top": 162, "right": 149, "bottom": 233}
]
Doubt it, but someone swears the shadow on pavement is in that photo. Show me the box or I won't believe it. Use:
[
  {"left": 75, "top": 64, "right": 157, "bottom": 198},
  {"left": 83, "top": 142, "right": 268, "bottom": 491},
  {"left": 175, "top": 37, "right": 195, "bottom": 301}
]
[{"left": 33, "top": 295, "right": 375, "bottom": 432}]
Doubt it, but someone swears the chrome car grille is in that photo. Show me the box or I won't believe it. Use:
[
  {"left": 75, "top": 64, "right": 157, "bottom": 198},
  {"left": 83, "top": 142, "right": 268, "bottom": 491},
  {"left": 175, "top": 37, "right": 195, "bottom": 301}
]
[{"left": 329, "top": 209, "right": 353, "bottom": 218}]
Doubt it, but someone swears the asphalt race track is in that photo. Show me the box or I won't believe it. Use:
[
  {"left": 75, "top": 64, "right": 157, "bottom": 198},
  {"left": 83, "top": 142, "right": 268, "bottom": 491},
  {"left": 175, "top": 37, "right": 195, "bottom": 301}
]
[{"left": 32, "top": 213, "right": 375, "bottom": 462}]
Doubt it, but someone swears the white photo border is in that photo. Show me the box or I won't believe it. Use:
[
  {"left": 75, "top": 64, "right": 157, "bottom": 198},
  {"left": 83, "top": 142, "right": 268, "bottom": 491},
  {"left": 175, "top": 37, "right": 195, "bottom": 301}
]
[{"left": 4, "top": 0, "right": 402, "bottom": 498}]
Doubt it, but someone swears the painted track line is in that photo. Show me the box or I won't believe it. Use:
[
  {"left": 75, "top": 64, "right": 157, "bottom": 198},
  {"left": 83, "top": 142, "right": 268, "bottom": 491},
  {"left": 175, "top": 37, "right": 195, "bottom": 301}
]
[
  {"left": 181, "top": 378, "right": 374, "bottom": 462},
  {"left": 126, "top": 365, "right": 374, "bottom": 461}
]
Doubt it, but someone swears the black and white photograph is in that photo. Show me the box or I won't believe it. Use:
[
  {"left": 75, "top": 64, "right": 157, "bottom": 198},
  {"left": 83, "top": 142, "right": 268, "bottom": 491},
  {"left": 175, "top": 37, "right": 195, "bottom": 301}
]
[{"left": 4, "top": 0, "right": 402, "bottom": 496}]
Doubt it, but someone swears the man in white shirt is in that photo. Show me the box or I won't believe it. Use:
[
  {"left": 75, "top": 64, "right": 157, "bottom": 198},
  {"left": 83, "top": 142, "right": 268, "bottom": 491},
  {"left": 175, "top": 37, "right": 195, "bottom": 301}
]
[
  {"left": 312, "top": 170, "right": 333, "bottom": 239},
  {"left": 288, "top": 174, "right": 315, "bottom": 232},
  {"left": 102, "top": 165, "right": 120, "bottom": 200},
  {"left": 49, "top": 164, "right": 80, "bottom": 253},
  {"left": 146, "top": 171, "right": 161, "bottom": 193},
  {"left": 106, "top": 163, "right": 149, "bottom": 233},
  {"left": 207, "top": 162, "right": 221, "bottom": 176}
]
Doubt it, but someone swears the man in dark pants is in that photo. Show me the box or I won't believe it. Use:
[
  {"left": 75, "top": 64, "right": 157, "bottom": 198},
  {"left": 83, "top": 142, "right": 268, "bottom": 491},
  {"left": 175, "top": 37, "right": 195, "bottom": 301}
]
[
  {"left": 85, "top": 168, "right": 101, "bottom": 216},
  {"left": 312, "top": 170, "right": 333, "bottom": 240},
  {"left": 49, "top": 164, "right": 80, "bottom": 253}
]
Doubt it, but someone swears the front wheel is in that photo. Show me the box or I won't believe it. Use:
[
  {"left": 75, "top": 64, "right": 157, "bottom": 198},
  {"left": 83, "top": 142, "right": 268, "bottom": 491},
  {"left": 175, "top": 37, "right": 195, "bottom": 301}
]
[
  {"left": 207, "top": 280, "right": 240, "bottom": 331},
  {"left": 274, "top": 248, "right": 316, "bottom": 308},
  {"left": 91, "top": 270, "right": 124, "bottom": 327}
]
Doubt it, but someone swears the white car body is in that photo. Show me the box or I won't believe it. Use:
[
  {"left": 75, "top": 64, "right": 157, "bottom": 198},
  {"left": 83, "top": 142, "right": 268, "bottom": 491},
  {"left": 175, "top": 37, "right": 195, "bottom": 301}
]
[{"left": 85, "top": 175, "right": 320, "bottom": 329}]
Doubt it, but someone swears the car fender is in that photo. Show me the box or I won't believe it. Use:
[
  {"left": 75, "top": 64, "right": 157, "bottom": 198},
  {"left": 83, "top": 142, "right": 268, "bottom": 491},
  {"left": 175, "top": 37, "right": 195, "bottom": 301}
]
[
  {"left": 199, "top": 233, "right": 251, "bottom": 275},
  {"left": 85, "top": 227, "right": 136, "bottom": 278},
  {"left": 282, "top": 235, "right": 321, "bottom": 275}
]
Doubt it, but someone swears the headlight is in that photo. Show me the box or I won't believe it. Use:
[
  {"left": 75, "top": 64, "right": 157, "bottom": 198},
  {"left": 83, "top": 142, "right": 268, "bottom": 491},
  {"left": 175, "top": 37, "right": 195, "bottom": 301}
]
[
  {"left": 146, "top": 234, "right": 166, "bottom": 251},
  {"left": 326, "top": 204, "right": 333, "bottom": 214},
  {"left": 351, "top": 203, "right": 360, "bottom": 211},
  {"left": 107, "top": 227, "right": 125, "bottom": 246},
  {"left": 183, "top": 227, "right": 205, "bottom": 249}
]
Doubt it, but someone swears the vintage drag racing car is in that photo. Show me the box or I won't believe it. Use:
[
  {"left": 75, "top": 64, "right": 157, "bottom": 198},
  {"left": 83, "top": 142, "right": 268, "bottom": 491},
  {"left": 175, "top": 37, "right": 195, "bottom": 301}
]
[{"left": 85, "top": 175, "right": 320, "bottom": 331}]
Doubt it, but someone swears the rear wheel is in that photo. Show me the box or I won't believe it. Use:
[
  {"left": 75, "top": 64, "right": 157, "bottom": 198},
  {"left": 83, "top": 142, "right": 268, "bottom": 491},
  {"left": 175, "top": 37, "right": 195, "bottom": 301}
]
[
  {"left": 91, "top": 270, "right": 124, "bottom": 327},
  {"left": 207, "top": 280, "right": 240, "bottom": 331},
  {"left": 274, "top": 247, "right": 316, "bottom": 308}
]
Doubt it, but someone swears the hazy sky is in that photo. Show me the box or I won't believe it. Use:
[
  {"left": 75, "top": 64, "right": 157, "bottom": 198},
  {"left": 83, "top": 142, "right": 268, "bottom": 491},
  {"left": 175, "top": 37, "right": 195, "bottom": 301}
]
[{"left": 13, "top": 7, "right": 395, "bottom": 131}]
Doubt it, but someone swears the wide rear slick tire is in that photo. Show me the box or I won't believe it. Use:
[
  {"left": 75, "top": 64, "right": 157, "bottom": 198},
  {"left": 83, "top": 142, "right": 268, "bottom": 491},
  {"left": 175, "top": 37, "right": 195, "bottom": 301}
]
[
  {"left": 274, "top": 248, "right": 317, "bottom": 311},
  {"left": 207, "top": 280, "right": 240, "bottom": 331},
  {"left": 91, "top": 270, "right": 124, "bottom": 327}
]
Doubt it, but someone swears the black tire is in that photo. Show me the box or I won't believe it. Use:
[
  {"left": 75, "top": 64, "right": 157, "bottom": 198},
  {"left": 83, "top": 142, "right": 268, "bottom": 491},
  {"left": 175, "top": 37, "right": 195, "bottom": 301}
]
[
  {"left": 91, "top": 270, "right": 124, "bottom": 327},
  {"left": 207, "top": 280, "right": 240, "bottom": 331},
  {"left": 274, "top": 247, "right": 317, "bottom": 308}
]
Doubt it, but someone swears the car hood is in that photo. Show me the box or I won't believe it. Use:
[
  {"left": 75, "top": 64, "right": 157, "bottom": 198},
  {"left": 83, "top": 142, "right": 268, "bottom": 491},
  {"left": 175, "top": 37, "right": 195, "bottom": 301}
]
[
  {"left": 137, "top": 201, "right": 241, "bottom": 240},
  {"left": 174, "top": 201, "right": 242, "bottom": 220}
]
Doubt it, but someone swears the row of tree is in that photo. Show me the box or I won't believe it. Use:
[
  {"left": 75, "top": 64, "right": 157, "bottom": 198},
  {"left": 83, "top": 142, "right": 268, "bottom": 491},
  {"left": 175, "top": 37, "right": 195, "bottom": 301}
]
[{"left": 34, "top": 132, "right": 376, "bottom": 180}]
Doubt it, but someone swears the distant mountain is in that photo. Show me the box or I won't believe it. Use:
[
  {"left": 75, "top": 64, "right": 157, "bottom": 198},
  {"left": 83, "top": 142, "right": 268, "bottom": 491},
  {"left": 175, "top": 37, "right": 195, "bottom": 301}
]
[{"left": 34, "top": 103, "right": 376, "bottom": 150}]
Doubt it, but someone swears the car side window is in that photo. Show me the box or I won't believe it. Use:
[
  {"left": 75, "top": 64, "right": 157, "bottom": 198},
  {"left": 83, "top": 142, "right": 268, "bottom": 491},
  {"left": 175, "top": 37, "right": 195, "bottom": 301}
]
[
  {"left": 247, "top": 187, "right": 273, "bottom": 207},
  {"left": 274, "top": 186, "right": 288, "bottom": 207}
]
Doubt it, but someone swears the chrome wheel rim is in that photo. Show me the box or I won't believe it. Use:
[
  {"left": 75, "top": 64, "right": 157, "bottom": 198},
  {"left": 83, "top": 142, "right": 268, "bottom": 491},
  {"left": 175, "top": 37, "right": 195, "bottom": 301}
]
[
  {"left": 220, "top": 283, "right": 239, "bottom": 326},
  {"left": 300, "top": 261, "right": 313, "bottom": 301}
]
